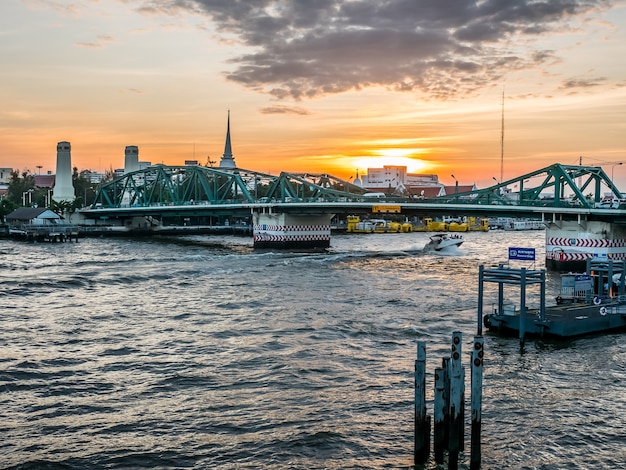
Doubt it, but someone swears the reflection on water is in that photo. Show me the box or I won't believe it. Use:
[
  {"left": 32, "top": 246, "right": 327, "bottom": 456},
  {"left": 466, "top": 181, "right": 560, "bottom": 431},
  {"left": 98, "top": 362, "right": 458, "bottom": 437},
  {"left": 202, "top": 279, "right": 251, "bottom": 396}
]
[{"left": 1, "top": 231, "right": 625, "bottom": 469}]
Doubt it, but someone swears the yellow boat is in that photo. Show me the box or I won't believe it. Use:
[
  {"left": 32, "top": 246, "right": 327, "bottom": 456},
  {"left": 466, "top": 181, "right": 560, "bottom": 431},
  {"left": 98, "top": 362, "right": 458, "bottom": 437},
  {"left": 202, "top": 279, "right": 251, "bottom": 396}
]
[
  {"left": 468, "top": 217, "right": 489, "bottom": 232},
  {"left": 346, "top": 216, "right": 412, "bottom": 233},
  {"left": 414, "top": 216, "right": 488, "bottom": 232},
  {"left": 448, "top": 221, "right": 469, "bottom": 232}
]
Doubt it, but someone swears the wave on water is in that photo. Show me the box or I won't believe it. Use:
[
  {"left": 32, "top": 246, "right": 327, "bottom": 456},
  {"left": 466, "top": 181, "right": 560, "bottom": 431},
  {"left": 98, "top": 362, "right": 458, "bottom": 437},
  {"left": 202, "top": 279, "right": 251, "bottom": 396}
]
[{"left": 2, "top": 233, "right": 625, "bottom": 469}]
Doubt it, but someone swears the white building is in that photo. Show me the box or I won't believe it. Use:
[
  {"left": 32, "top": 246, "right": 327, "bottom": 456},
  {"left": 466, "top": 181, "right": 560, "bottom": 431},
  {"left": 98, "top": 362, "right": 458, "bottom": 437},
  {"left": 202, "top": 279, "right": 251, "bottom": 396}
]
[
  {"left": 0, "top": 168, "right": 12, "bottom": 184},
  {"left": 359, "top": 165, "right": 442, "bottom": 195}
]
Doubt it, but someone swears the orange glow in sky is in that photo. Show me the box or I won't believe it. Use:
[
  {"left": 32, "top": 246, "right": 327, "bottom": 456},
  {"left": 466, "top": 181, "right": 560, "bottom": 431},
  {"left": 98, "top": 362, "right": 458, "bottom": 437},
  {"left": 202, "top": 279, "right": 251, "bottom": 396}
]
[{"left": 1, "top": 1, "right": 626, "bottom": 189}]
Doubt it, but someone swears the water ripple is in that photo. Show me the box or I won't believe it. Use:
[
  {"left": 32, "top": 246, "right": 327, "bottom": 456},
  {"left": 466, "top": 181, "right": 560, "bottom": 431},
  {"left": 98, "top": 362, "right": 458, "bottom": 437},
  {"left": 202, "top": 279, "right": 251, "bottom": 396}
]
[{"left": 1, "top": 234, "right": 624, "bottom": 469}]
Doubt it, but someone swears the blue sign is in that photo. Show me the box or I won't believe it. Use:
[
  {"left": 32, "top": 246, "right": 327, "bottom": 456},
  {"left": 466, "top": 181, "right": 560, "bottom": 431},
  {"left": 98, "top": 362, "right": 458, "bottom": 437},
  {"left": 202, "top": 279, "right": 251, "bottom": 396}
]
[{"left": 508, "top": 247, "right": 536, "bottom": 261}]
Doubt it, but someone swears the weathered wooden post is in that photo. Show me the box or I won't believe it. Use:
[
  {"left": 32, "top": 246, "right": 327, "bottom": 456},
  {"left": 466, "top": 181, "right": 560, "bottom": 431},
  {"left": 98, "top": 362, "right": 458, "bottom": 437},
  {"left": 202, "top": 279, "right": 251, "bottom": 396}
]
[
  {"left": 442, "top": 356, "right": 450, "bottom": 448},
  {"left": 460, "top": 364, "right": 466, "bottom": 450},
  {"left": 470, "top": 336, "right": 484, "bottom": 470},
  {"left": 448, "top": 331, "right": 463, "bottom": 470},
  {"left": 519, "top": 268, "right": 526, "bottom": 345},
  {"left": 414, "top": 341, "right": 430, "bottom": 464},
  {"left": 433, "top": 366, "right": 446, "bottom": 464},
  {"left": 477, "top": 265, "right": 484, "bottom": 335}
]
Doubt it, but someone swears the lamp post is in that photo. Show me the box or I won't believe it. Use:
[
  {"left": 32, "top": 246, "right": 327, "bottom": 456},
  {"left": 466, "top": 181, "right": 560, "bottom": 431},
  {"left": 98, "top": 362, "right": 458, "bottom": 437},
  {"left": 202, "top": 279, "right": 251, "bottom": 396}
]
[
  {"left": 451, "top": 174, "right": 458, "bottom": 194},
  {"left": 611, "top": 162, "right": 623, "bottom": 181},
  {"left": 492, "top": 177, "right": 500, "bottom": 197},
  {"left": 581, "top": 157, "right": 623, "bottom": 183}
]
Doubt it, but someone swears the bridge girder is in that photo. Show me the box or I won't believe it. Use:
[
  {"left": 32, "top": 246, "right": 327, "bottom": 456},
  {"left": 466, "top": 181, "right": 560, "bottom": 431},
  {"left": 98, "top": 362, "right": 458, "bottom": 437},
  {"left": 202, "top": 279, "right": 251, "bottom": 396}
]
[
  {"left": 263, "top": 172, "right": 367, "bottom": 202},
  {"left": 435, "top": 163, "right": 622, "bottom": 208},
  {"left": 91, "top": 166, "right": 367, "bottom": 209}
]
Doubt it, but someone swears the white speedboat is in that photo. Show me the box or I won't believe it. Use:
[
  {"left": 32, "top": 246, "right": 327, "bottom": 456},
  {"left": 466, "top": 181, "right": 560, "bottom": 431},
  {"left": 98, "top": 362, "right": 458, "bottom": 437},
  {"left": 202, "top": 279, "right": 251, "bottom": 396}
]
[{"left": 424, "top": 233, "right": 464, "bottom": 251}]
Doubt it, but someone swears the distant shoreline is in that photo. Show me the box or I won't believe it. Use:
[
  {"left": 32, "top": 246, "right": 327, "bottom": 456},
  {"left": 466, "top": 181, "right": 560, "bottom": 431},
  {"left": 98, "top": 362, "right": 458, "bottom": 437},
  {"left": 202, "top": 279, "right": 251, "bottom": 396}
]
[{"left": 0, "top": 224, "right": 254, "bottom": 241}]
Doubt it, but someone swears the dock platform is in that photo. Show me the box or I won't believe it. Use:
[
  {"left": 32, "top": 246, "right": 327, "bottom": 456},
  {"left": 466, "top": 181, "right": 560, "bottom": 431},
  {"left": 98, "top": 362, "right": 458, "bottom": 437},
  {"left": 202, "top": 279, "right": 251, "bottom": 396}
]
[
  {"left": 8, "top": 224, "right": 79, "bottom": 242},
  {"left": 478, "top": 260, "right": 626, "bottom": 340},
  {"left": 484, "top": 302, "right": 626, "bottom": 338}
]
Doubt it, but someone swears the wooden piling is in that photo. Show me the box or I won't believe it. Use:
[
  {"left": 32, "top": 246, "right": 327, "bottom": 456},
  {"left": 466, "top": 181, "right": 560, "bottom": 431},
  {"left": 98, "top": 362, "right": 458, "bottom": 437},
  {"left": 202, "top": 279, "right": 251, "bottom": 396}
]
[
  {"left": 470, "top": 336, "right": 484, "bottom": 470},
  {"left": 442, "top": 356, "right": 450, "bottom": 448},
  {"left": 433, "top": 366, "right": 446, "bottom": 464},
  {"left": 460, "top": 365, "right": 466, "bottom": 450},
  {"left": 414, "top": 341, "right": 430, "bottom": 464},
  {"left": 519, "top": 268, "right": 526, "bottom": 344},
  {"left": 477, "top": 265, "right": 484, "bottom": 335},
  {"left": 448, "top": 331, "right": 463, "bottom": 470},
  {"left": 412, "top": 333, "right": 485, "bottom": 469}
]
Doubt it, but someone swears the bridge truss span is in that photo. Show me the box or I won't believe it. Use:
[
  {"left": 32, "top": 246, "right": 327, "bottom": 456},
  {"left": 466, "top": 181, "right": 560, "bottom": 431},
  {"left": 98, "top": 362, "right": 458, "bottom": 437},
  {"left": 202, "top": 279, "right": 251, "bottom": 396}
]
[
  {"left": 433, "top": 163, "right": 623, "bottom": 209},
  {"left": 90, "top": 165, "right": 369, "bottom": 210}
]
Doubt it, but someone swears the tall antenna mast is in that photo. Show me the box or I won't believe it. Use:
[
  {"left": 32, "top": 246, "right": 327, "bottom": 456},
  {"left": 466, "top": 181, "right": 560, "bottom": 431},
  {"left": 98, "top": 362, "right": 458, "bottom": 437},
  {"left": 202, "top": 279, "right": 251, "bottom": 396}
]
[{"left": 500, "top": 87, "right": 505, "bottom": 184}]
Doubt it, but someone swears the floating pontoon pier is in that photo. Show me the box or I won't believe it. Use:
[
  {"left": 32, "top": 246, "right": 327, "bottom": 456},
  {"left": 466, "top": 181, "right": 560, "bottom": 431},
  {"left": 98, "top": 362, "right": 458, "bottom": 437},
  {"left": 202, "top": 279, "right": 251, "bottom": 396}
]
[
  {"left": 480, "top": 260, "right": 626, "bottom": 341},
  {"left": 8, "top": 224, "right": 79, "bottom": 242}
]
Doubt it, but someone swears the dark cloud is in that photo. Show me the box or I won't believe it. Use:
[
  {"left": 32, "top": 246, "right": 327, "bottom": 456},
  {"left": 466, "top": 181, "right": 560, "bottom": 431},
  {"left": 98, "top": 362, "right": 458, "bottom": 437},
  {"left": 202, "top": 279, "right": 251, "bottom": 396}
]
[
  {"left": 259, "top": 105, "right": 311, "bottom": 115},
  {"left": 138, "top": 0, "right": 612, "bottom": 100},
  {"left": 560, "top": 77, "right": 608, "bottom": 89}
]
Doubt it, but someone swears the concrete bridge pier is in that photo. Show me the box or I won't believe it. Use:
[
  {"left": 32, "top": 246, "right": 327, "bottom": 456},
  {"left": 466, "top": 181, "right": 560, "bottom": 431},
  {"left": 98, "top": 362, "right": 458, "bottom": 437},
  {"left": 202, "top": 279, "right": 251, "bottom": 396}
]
[
  {"left": 252, "top": 210, "right": 333, "bottom": 249},
  {"left": 545, "top": 217, "right": 626, "bottom": 271}
]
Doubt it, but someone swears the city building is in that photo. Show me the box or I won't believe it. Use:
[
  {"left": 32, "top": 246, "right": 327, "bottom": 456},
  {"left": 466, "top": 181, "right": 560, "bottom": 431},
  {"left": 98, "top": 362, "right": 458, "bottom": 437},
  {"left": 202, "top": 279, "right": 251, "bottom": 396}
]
[
  {"left": 0, "top": 167, "right": 10, "bottom": 199},
  {"left": 0, "top": 168, "right": 12, "bottom": 184},
  {"left": 359, "top": 165, "right": 443, "bottom": 196},
  {"left": 357, "top": 165, "right": 476, "bottom": 197}
]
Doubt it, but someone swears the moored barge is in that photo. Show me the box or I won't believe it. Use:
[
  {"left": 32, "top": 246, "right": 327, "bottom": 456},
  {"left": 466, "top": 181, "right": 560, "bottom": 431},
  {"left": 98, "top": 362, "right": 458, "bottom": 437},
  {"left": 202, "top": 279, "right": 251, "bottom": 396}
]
[{"left": 479, "top": 260, "right": 626, "bottom": 341}]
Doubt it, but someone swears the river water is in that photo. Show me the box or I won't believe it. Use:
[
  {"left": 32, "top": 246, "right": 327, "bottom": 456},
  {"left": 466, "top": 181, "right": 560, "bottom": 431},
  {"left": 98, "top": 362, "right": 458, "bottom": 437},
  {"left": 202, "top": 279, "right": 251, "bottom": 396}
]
[{"left": 1, "top": 230, "right": 625, "bottom": 469}]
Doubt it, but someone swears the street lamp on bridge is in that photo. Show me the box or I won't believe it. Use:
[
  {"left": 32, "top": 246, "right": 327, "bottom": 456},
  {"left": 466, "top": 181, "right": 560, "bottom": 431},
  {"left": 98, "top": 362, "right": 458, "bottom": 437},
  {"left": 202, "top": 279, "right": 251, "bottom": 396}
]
[
  {"left": 610, "top": 162, "right": 623, "bottom": 181},
  {"left": 580, "top": 156, "right": 623, "bottom": 183}
]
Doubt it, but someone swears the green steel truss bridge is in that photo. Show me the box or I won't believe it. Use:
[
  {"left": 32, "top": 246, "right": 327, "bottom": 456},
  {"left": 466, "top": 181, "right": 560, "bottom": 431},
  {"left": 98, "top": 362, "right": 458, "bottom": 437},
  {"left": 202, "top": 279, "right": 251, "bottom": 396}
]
[
  {"left": 91, "top": 165, "right": 365, "bottom": 208},
  {"left": 82, "top": 163, "right": 626, "bottom": 222}
]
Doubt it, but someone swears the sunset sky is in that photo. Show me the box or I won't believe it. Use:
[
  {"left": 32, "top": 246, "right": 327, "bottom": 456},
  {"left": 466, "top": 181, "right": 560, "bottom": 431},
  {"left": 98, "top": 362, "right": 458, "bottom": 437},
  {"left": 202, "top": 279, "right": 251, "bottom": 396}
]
[{"left": 1, "top": 0, "right": 626, "bottom": 188}]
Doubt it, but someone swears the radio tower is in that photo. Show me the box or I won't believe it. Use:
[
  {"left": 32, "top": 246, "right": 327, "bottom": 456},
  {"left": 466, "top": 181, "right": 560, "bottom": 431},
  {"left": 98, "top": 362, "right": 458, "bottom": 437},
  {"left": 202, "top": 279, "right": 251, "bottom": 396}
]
[{"left": 500, "top": 87, "right": 504, "bottom": 184}]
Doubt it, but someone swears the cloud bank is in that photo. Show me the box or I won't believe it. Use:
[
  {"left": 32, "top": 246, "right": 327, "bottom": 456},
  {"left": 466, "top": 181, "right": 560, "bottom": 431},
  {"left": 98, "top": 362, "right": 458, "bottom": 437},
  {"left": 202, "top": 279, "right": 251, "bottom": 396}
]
[{"left": 139, "top": 0, "right": 613, "bottom": 100}]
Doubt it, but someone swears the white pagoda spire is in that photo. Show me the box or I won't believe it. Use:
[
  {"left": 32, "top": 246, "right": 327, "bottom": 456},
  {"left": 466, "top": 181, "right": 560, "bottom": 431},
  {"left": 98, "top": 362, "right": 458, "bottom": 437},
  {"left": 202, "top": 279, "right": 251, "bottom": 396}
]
[{"left": 219, "top": 110, "right": 236, "bottom": 168}]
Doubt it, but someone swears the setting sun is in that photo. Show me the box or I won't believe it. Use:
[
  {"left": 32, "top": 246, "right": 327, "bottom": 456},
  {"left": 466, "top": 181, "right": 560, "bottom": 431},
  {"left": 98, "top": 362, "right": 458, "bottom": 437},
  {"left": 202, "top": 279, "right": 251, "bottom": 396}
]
[{"left": 1, "top": 0, "right": 625, "bottom": 189}]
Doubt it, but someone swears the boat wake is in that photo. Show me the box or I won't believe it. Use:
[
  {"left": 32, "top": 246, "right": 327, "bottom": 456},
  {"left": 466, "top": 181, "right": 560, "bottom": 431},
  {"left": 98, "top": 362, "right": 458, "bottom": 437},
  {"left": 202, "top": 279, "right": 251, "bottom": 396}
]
[{"left": 427, "top": 245, "right": 464, "bottom": 256}]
